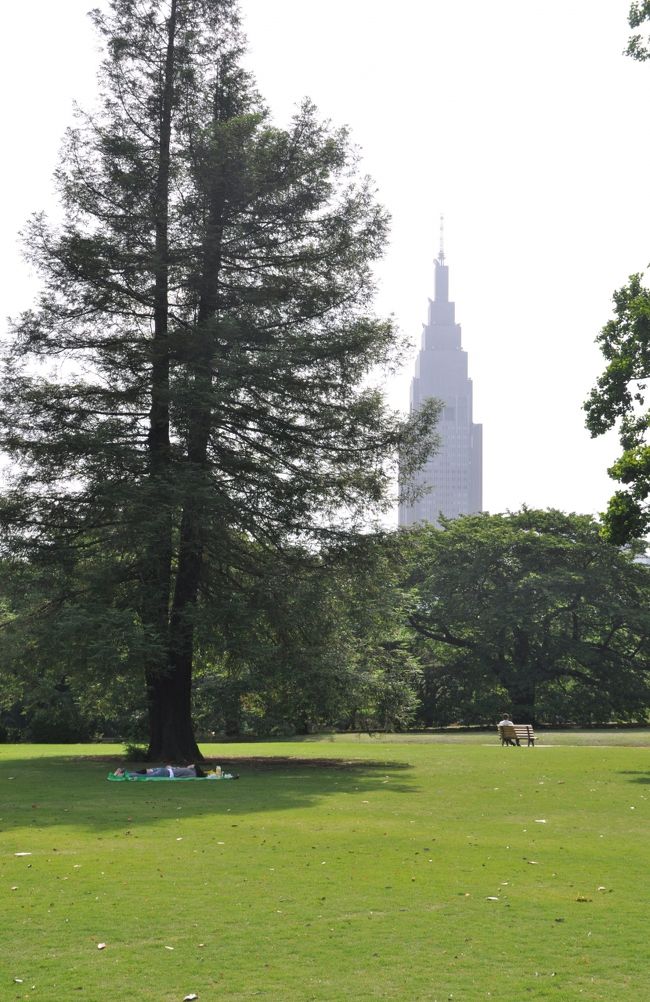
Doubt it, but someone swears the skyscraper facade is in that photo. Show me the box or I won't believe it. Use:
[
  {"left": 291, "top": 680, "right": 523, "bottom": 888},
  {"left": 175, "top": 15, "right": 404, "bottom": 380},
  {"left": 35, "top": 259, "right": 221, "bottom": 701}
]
[{"left": 399, "top": 240, "right": 482, "bottom": 526}]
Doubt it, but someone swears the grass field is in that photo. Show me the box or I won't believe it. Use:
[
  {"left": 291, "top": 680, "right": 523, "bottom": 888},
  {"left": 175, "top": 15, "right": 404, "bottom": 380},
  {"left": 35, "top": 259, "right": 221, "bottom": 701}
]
[{"left": 1, "top": 734, "right": 649, "bottom": 1001}]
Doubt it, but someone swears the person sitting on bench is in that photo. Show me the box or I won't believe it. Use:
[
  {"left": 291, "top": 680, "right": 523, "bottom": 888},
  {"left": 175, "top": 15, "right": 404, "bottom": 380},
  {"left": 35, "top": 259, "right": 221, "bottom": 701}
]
[{"left": 497, "top": 714, "right": 520, "bottom": 746}]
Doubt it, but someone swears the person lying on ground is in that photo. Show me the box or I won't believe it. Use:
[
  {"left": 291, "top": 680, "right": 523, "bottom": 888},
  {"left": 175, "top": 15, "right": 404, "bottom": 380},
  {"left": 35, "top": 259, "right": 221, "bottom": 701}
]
[{"left": 114, "top": 764, "right": 207, "bottom": 778}]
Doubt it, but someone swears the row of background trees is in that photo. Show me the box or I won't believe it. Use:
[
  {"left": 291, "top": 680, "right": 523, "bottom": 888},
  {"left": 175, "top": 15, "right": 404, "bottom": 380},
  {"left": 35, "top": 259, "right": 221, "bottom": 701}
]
[
  {"left": 2, "top": 507, "right": 650, "bottom": 741},
  {"left": 1, "top": 0, "right": 650, "bottom": 749}
]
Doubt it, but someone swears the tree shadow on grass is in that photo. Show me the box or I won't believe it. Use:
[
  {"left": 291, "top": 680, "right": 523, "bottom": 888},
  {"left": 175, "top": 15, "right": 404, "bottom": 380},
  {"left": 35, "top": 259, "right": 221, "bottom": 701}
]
[
  {"left": 0, "top": 754, "right": 416, "bottom": 835},
  {"left": 618, "top": 770, "right": 650, "bottom": 784}
]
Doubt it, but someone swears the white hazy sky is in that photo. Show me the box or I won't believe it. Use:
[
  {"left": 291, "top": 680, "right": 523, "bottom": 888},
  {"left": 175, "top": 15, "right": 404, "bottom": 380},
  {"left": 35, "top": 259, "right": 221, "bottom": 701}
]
[{"left": 1, "top": 0, "right": 648, "bottom": 520}]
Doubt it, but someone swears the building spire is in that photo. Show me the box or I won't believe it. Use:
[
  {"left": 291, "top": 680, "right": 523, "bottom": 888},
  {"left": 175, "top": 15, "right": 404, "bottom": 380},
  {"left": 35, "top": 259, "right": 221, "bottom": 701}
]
[
  {"left": 434, "top": 214, "right": 448, "bottom": 303},
  {"left": 437, "top": 214, "right": 445, "bottom": 264}
]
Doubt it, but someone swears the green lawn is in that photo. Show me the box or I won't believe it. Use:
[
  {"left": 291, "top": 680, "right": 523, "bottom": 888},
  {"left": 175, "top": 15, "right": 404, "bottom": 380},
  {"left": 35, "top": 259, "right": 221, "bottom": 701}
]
[{"left": 1, "top": 736, "right": 649, "bottom": 1000}]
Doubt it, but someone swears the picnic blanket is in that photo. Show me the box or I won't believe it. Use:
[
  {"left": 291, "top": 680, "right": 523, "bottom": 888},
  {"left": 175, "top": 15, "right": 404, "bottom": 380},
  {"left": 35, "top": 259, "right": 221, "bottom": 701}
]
[{"left": 107, "top": 772, "right": 237, "bottom": 782}]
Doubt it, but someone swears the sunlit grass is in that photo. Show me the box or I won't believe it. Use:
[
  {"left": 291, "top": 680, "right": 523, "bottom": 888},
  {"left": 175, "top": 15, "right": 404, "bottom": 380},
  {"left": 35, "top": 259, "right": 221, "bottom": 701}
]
[{"left": 1, "top": 736, "right": 649, "bottom": 1000}]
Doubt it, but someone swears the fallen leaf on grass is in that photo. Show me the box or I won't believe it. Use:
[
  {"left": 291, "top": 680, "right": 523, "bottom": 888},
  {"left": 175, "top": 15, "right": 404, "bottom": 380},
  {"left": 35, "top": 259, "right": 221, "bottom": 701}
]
[
  {"left": 486, "top": 896, "right": 499, "bottom": 901},
  {"left": 534, "top": 819, "right": 547, "bottom": 824},
  {"left": 183, "top": 994, "right": 199, "bottom": 1001},
  {"left": 97, "top": 943, "right": 106, "bottom": 950},
  {"left": 165, "top": 945, "right": 174, "bottom": 950},
  {"left": 527, "top": 860, "right": 540, "bottom": 865}
]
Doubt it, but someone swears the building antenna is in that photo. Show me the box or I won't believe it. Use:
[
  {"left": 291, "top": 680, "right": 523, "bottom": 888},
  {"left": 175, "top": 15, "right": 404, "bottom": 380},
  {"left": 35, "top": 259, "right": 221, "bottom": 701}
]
[{"left": 437, "top": 214, "right": 445, "bottom": 264}]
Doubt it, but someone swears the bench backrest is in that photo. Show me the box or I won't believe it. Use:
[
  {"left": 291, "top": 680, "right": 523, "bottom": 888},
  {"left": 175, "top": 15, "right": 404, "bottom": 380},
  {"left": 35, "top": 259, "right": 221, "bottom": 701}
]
[{"left": 498, "top": 723, "right": 535, "bottom": 745}]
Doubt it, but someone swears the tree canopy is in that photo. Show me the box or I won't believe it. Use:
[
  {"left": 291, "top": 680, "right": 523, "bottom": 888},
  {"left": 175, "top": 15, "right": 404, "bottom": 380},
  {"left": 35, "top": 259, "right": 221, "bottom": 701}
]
[
  {"left": 0, "top": 0, "right": 436, "bottom": 759},
  {"left": 584, "top": 3, "right": 650, "bottom": 543},
  {"left": 584, "top": 275, "right": 650, "bottom": 543},
  {"left": 627, "top": 1, "right": 650, "bottom": 60},
  {"left": 403, "top": 510, "right": 650, "bottom": 724}
]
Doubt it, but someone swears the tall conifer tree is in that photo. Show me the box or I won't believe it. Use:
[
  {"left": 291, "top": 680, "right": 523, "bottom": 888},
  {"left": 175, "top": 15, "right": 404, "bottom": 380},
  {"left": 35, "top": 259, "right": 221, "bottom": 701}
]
[{"left": 0, "top": 0, "right": 436, "bottom": 759}]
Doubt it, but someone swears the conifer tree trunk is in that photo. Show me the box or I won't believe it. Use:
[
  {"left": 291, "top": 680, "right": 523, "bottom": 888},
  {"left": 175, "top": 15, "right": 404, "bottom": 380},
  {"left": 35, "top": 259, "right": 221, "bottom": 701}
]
[
  {"left": 142, "top": 0, "right": 187, "bottom": 759},
  {"left": 161, "top": 138, "right": 225, "bottom": 761}
]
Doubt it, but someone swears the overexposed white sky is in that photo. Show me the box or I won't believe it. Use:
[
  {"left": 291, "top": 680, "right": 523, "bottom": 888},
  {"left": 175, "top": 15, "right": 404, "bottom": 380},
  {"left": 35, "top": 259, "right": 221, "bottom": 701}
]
[{"left": 2, "top": 0, "right": 648, "bottom": 520}]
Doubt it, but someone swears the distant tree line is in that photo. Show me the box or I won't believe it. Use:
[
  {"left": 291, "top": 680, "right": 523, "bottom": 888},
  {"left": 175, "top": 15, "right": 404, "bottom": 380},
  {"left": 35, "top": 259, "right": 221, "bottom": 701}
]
[{"left": 1, "top": 508, "right": 649, "bottom": 742}]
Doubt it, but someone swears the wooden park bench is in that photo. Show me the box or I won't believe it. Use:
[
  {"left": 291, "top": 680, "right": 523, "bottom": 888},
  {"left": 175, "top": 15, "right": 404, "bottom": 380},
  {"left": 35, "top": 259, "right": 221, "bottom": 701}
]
[{"left": 498, "top": 724, "right": 536, "bottom": 747}]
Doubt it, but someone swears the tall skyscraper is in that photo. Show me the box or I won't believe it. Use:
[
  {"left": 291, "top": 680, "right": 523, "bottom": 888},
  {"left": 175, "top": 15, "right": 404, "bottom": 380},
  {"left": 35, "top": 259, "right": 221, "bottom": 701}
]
[{"left": 399, "top": 229, "right": 482, "bottom": 526}]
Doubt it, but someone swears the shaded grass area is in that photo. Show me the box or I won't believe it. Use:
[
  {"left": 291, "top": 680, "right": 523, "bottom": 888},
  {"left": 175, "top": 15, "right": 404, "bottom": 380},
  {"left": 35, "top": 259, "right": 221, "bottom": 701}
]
[{"left": 1, "top": 740, "right": 649, "bottom": 1000}]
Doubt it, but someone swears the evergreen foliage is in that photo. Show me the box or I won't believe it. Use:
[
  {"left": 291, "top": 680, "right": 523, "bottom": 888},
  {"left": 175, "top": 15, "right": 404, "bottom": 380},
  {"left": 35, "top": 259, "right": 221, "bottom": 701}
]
[{"left": 0, "top": 0, "right": 436, "bottom": 758}]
